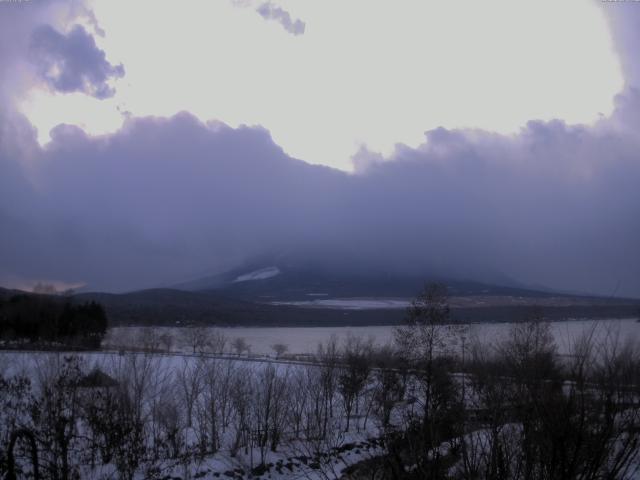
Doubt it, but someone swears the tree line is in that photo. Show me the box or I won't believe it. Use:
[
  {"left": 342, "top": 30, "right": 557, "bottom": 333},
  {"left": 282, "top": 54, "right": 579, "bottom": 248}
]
[{"left": 0, "top": 294, "right": 108, "bottom": 349}]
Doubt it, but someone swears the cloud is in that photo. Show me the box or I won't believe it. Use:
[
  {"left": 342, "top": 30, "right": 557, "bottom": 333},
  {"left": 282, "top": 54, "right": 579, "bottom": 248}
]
[
  {"left": 602, "top": 2, "right": 640, "bottom": 88},
  {"left": 255, "top": 2, "right": 305, "bottom": 36},
  {"left": 14, "top": 1, "right": 624, "bottom": 170},
  {"left": 0, "top": 89, "right": 639, "bottom": 296},
  {"left": 230, "top": 0, "right": 305, "bottom": 36},
  {"left": 29, "top": 24, "right": 124, "bottom": 99},
  {"left": 0, "top": 1, "right": 638, "bottom": 296}
]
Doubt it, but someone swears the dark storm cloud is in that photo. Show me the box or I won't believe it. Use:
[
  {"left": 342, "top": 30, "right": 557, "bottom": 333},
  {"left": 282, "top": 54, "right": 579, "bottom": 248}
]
[
  {"left": 0, "top": 113, "right": 349, "bottom": 291},
  {"left": 1, "top": 92, "right": 639, "bottom": 295},
  {"left": 29, "top": 24, "right": 124, "bottom": 99},
  {"left": 351, "top": 91, "right": 640, "bottom": 298},
  {"left": 256, "top": 2, "right": 305, "bottom": 36}
]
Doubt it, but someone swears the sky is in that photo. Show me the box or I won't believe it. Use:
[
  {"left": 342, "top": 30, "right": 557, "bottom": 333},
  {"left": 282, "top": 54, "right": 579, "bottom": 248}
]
[{"left": 0, "top": 0, "right": 639, "bottom": 296}]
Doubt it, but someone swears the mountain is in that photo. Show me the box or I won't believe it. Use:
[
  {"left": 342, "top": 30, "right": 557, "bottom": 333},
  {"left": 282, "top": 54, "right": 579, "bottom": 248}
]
[
  {"left": 0, "top": 287, "right": 22, "bottom": 300},
  {"left": 2, "top": 285, "right": 638, "bottom": 328},
  {"left": 173, "top": 254, "right": 549, "bottom": 302},
  {"left": 72, "top": 288, "right": 404, "bottom": 326}
]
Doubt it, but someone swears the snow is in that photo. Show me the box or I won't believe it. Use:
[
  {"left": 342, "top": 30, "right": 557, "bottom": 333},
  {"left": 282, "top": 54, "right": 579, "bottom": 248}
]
[
  {"left": 0, "top": 351, "right": 386, "bottom": 480},
  {"left": 4, "top": 318, "right": 640, "bottom": 479},
  {"left": 271, "top": 297, "right": 412, "bottom": 309},
  {"left": 233, "top": 266, "right": 281, "bottom": 282}
]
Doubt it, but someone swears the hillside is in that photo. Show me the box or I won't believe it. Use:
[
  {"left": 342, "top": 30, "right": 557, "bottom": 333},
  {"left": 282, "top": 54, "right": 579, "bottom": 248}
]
[
  {"left": 2, "top": 285, "right": 638, "bottom": 327},
  {"left": 173, "top": 257, "right": 550, "bottom": 301},
  {"left": 74, "top": 288, "right": 640, "bottom": 327}
]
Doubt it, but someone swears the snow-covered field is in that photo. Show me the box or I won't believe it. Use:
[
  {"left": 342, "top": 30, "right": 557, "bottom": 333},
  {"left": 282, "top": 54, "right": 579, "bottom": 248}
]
[
  {"left": 0, "top": 352, "right": 383, "bottom": 480},
  {"left": 105, "top": 318, "right": 640, "bottom": 356},
  {"left": 3, "top": 318, "right": 640, "bottom": 479}
]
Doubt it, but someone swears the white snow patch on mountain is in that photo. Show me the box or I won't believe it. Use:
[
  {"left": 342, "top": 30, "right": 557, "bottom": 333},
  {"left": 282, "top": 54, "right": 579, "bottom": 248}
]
[{"left": 233, "top": 266, "right": 281, "bottom": 282}]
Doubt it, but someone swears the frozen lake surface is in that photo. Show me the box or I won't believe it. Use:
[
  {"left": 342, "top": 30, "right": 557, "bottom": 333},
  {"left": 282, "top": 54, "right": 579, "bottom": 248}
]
[
  {"left": 271, "top": 298, "right": 412, "bottom": 309},
  {"left": 105, "top": 318, "right": 640, "bottom": 356}
]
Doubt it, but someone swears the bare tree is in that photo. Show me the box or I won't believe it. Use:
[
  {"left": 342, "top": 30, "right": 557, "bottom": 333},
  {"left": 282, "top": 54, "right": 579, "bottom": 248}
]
[
  {"left": 5, "top": 429, "right": 39, "bottom": 480},
  {"left": 338, "top": 334, "right": 372, "bottom": 431},
  {"left": 182, "top": 327, "right": 211, "bottom": 355},
  {"left": 197, "top": 359, "right": 237, "bottom": 454},
  {"left": 103, "top": 353, "right": 172, "bottom": 480},
  {"left": 293, "top": 405, "right": 346, "bottom": 480},
  {"left": 392, "top": 283, "right": 463, "bottom": 478},
  {"left": 394, "top": 283, "right": 453, "bottom": 364},
  {"left": 32, "top": 355, "right": 86, "bottom": 480},
  {"left": 302, "top": 366, "right": 329, "bottom": 441},
  {"left": 271, "top": 342, "right": 289, "bottom": 358},
  {"left": 138, "top": 328, "right": 163, "bottom": 352},
  {"left": 231, "top": 337, "right": 251, "bottom": 356},
  {"left": 176, "top": 357, "right": 204, "bottom": 429},
  {"left": 287, "top": 367, "right": 309, "bottom": 438},
  {"left": 316, "top": 335, "right": 340, "bottom": 437},
  {"left": 456, "top": 318, "right": 640, "bottom": 480},
  {"left": 154, "top": 387, "right": 185, "bottom": 459},
  {"left": 251, "top": 364, "right": 292, "bottom": 465},
  {"left": 229, "top": 365, "right": 253, "bottom": 457},
  {"left": 0, "top": 373, "right": 33, "bottom": 478},
  {"left": 158, "top": 331, "right": 174, "bottom": 352},
  {"left": 371, "top": 345, "right": 406, "bottom": 430},
  {"left": 208, "top": 329, "right": 228, "bottom": 354}
]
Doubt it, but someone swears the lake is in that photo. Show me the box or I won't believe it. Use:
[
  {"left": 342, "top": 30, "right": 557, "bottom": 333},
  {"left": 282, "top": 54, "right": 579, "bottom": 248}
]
[{"left": 104, "top": 318, "right": 640, "bottom": 356}]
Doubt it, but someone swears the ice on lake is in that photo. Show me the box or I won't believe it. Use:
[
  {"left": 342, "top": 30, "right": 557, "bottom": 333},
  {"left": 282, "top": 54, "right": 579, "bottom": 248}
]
[{"left": 104, "top": 318, "right": 640, "bottom": 356}]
